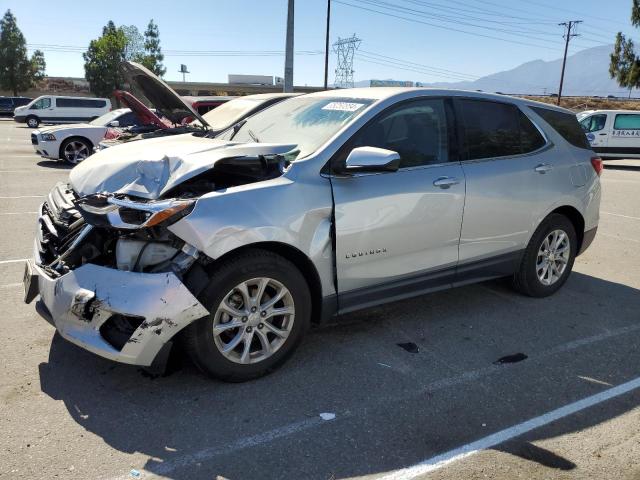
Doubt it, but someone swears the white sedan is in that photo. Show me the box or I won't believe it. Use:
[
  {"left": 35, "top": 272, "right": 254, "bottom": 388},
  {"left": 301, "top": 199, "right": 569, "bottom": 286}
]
[{"left": 30, "top": 109, "right": 146, "bottom": 164}]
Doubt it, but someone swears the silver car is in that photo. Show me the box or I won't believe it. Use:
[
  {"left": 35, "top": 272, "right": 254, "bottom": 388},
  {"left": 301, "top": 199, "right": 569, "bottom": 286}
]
[{"left": 24, "top": 73, "right": 602, "bottom": 381}]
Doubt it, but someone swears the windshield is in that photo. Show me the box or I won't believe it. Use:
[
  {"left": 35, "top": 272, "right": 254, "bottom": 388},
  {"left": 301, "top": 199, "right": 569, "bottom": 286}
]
[
  {"left": 217, "top": 96, "right": 374, "bottom": 158},
  {"left": 90, "top": 110, "right": 128, "bottom": 126},
  {"left": 201, "top": 97, "right": 265, "bottom": 130}
]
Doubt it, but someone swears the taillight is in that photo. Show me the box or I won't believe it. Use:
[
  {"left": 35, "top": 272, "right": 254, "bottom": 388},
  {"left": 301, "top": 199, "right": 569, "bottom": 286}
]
[{"left": 590, "top": 156, "right": 603, "bottom": 176}]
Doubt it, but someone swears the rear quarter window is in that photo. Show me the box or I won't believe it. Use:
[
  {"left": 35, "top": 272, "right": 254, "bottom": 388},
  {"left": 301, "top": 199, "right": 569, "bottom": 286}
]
[{"left": 531, "top": 106, "right": 590, "bottom": 149}]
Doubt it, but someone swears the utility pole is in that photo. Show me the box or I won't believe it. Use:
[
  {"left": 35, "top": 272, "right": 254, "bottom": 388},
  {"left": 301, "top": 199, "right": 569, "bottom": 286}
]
[
  {"left": 557, "top": 20, "right": 581, "bottom": 106},
  {"left": 284, "top": 0, "right": 295, "bottom": 93},
  {"left": 324, "top": 0, "right": 331, "bottom": 90}
]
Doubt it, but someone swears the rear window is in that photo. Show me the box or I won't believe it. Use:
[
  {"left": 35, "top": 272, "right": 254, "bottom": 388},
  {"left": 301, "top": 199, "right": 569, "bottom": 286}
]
[
  {"left": 531, "top": 106, "right": 590, "bottom": 149},
  {"left": 458, "top": 99, "right": 545, "bottom": 160},
  {"left": 613, "top": 114, "right": 640, "bottom": 130}
]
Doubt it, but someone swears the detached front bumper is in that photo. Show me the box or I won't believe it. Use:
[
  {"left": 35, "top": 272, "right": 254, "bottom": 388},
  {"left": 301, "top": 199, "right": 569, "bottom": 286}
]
[{"left": 26, "top": 209, "right": 209, "bottom": 366}]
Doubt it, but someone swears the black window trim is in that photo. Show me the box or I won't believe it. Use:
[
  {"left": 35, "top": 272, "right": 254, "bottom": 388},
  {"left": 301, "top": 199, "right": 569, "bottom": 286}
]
[
  {"left": 324, "top": 96, "right": 459, "bottom": 176},
  {"left": 453, "top": 97, "right": 551, "bottom": 164}
]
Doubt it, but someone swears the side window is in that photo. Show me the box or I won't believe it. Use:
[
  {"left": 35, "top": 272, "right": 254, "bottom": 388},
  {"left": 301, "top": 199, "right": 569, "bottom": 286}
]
[
  {"left": 347, "top": 99, "right": 449, "bottom": 168},
  {"left": 458, "top": 99, "right": 521, "bottom": 160},
  {"left": 31, "top": 98, "right": 51, "bottom": 110},
  {"left": 530, "top": 106, "right": 590, "bottom": 149},
  {"left": 519, "top": 110, "right": 546, "bottom": 153},
  {"left": 580, "top": 114, "right": 607, "bottom": 132},
  {"left": 613, "top": 114, "right": 640, "bottom": 130}
]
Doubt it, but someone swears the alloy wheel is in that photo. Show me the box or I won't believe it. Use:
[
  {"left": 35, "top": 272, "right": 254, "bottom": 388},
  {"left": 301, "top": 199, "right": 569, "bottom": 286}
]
[
  {"left": 63, "top": 141, "right": 90, "bottom": 164},
  {"left": 536, "top": 229, "right": 570, "bottom": 286},
  {"left": 212, "top": 277, "right": 295, "bottom": 364}
]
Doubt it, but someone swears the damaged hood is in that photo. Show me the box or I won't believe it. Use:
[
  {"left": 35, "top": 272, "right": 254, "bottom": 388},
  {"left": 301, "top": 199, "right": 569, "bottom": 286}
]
[
  {"left": 120, "top": 61, "right": 209, "bottom": 128},
  {"left": 69, "top": 134, "right": 297, "bottom": 200}
]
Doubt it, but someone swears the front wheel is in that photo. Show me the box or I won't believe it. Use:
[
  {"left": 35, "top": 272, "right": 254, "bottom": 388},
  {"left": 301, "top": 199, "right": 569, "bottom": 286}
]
[
  {"left": 183, "top": 249, "right": 311, "bottom": 382},
  {"left": 60, "top": 138, "right": 92, "bottom": 164},
  {"left": 512, "top": 213, "right": 577, "bottom": 297}
]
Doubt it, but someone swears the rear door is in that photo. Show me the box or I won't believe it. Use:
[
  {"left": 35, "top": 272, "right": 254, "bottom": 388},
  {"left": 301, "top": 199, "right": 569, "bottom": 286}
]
[
  {"left": 331, "top": 98, "right": 466, "bottom": 310},
  {"left": 609, "top": 113, "right": 640, "bottom": 156},
  {"left": 455, "top": 98, "right": 548, "bottom": 281}
]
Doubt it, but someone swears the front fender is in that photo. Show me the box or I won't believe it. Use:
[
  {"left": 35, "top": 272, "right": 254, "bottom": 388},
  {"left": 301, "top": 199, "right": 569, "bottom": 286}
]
[{"left": 168, "top": 175, "right": 336, "bottom": 296}]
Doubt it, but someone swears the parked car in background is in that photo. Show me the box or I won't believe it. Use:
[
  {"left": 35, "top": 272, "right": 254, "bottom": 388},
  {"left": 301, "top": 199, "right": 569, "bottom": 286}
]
[
  {"left": 183, "top": 95, "right": 235, "bottom": 115},
  {"left": 24, "top": 85, "right": 601, "bottom": 382},
  {"left": 0, "top": 96, "right": 32, "bottom": 116},
  {"left": 97, "top": 62, "right": 299, "bottom": 150},
  {"left": 14, "top": 96, "right": 111, "bottom": 128},
  {"left": 31, "top": 107, "right": 157, "bottom": 164},
  {"left": 579, "top": 109, "right": 640, "bottom": 159}
]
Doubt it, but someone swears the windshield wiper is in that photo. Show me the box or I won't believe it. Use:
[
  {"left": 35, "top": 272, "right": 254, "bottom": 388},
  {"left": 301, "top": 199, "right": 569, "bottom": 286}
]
[
  {"left": 229, "top": 120, "right": 247, "bottom": 140},
  {"left": 247, "top": 129, "right": 260, "bottom": 143}
]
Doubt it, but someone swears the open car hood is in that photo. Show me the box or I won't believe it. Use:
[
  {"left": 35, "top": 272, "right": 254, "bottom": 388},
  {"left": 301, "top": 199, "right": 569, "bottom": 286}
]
[
  {"left": 69, "top": 134, "right": 297, "bottom": 200},
  {"left": 113, "top": 90, "right": 169, "bottom": 130},
  {"left": 119, "top": 61, "right": 210, "bottom": 128}
]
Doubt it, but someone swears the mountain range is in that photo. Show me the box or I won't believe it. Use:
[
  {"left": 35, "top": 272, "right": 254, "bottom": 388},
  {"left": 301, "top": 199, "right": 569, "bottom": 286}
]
[{"left": 357, "top": 45, "right": 631, "bottom": 97}]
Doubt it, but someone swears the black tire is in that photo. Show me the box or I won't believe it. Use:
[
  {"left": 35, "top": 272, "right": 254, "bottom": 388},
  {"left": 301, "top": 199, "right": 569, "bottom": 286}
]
[
  {"left": 512, "top": 213, "right": 577, "bottom": 297},
  {"left": 183, "top": 249, "right": 311, "bottom": 382},
  {"left": 26, "top": 116, "right": 39, "bottom": 128},
  {"left": 59, "top": 137, "right": 92, "bottom": 164}
]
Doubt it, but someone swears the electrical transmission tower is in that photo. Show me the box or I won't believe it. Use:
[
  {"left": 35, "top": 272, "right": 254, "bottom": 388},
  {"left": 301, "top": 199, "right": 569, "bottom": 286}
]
[
  {"left": 333, "top": 35, "right": 361, "bottom": 88},
  {"left": 557, "top": 20, "right": 582, "bottom": 105}
]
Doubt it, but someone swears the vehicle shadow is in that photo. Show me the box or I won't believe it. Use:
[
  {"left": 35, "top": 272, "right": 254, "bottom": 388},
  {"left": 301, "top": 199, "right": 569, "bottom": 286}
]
[
  {"left": 37, "top": 272, "right": 640, "bottom": 479},
  {"left": 604, "top": 164, "right": 640, "bottom": 172},
  {"left": 36, "top": 160, "right": 72, "bottom": 170}
]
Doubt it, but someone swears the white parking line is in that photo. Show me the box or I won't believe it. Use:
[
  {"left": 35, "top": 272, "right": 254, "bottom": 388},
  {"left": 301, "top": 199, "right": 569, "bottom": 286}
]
[
  {"left": 378, "top": 376, "right": 640, "bottom": 480},
  {"left": 599, "top": 232, "right": 640, "bottom": 244},
  {"left": 106, "top": 416, "right": 336, "bottom": 480},
  {"left": 0, "top": 195, "right": 43, "bottom": 199},
  {"left": 0, "top": 212, "right": 38, "bottom": 215},
  {"left": 601, "top": 211, "right": 640, "bottom": 221},
  {"left": 0, "top": 283, "right": 21, "bottom": 289},
  {"left": 0, "top": 258, "right": 27, "bottom": 265}
]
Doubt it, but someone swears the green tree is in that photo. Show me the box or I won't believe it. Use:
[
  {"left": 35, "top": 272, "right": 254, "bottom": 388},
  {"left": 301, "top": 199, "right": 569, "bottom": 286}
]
[
  {"left": 610, "top": 33, "right": 640, "bottom": 98},
  {"left": 610, "top": 2, "right": 640, "bottom": 97},
  {"left": 83, "top": 21, "right": 127, "bottom": 97},
  {"left": 140, "top": 20, "right": 166, "bottom": 77},
  {"left": 121, "top": 25, "right": 144, "bottom": 62},
  {"left": 0, "top": 10, "right": 46, "bottom": 95}
]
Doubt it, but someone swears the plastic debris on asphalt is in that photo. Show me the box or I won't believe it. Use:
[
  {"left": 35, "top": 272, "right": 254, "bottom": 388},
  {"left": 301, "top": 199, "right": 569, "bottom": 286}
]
[
  {"left": 320, "top": 412, "right": 336, "bottom": 421},
  {"left": 130, "top": 469, "right": 141, "bottom": 478}
]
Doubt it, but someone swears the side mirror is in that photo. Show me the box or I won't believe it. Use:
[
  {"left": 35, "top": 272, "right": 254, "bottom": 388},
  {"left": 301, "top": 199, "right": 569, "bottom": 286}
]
[
  {"left": 343, "top": 146, "right": 400, "bottom": 174},
  {"left": 108, "top": 120, "right": 120, "bottom": 127}
]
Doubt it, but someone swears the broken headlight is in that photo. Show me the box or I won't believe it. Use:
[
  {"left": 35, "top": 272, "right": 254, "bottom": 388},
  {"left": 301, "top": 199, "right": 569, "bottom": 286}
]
[{"left": 76, "top": 195, "right": 195, "bottom": 230}]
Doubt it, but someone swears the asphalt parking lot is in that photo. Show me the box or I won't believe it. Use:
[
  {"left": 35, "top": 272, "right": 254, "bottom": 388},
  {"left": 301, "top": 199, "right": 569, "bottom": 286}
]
[{"left": 0, "top": 117, "right": 639, "bottom": 480}]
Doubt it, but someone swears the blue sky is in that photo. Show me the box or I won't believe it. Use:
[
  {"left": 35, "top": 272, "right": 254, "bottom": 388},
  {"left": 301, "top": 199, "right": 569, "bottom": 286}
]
[{"left": 4, "top": 0, "right": 637, "bottom": 86}]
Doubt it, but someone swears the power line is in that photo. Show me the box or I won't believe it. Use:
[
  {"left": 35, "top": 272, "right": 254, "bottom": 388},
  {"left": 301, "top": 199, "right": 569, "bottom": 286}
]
[{"left": 333, "top": 0, "right": 561, "bottom": 51}]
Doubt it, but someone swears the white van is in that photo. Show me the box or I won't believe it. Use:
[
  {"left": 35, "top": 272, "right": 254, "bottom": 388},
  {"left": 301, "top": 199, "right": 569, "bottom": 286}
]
[
  {"left": 578, "top": 109, "right": 640, "bottom": 159},
  {"left": 13, "top": 96, "right": 111, "bottom": 128}
]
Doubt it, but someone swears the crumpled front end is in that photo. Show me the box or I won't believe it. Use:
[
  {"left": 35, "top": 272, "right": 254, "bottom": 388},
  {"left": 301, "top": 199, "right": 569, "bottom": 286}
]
[{"left": 26, "top": 183, "right": 209, "bottom": 366}]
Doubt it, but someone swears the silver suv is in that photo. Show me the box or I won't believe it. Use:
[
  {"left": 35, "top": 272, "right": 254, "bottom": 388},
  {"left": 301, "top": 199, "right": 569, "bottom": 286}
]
[{"left": 24, "top": 72, "right": 602, "bottom": 381}]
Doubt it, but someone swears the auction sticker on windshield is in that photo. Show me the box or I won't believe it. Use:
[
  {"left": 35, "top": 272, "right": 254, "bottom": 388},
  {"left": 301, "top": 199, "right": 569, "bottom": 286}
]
[{"left": 322, "top": 102, "right": 366, "bottom": 112}]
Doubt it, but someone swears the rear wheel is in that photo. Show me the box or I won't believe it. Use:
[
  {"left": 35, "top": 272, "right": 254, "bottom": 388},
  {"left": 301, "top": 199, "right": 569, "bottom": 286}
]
[
  {"left": 512, "top": 213, "right": 577, "bottom": 297},
  {"left": 183, "top": 249, "right": 311, "bottom": 382},
  {"left": 26, "top": 116, "right": 39, "bottom": 128},
  {"left": 60, "top": 138, "right": 92, "bottom": 164}
]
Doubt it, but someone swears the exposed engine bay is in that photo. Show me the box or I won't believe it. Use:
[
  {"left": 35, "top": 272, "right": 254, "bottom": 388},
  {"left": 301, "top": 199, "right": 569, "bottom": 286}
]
[{"left": 39, "top": 151, "right": 290, "bottom": 279}]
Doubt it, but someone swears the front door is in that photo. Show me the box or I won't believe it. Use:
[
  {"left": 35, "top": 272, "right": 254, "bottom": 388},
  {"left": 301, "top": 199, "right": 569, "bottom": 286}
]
[
  {"left": 330, "top": 98, "right": 466, "bottom": 311},
  {"left": 580, "top": 113, "right": 609, "bottom": 151}
]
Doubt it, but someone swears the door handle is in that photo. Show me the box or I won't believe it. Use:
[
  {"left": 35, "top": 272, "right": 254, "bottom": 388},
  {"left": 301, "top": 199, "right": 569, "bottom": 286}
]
[
  {"left": 598, "top": 133, "right": 607, "bottom": 136},
  {"left": 534, "top": 163, "right": 553, "bottom": 174},
  {"left": 433, "top": 176, "right": 460, "bottom": 188}
]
